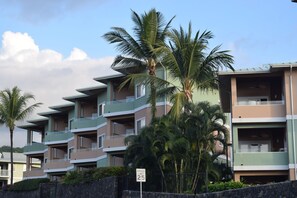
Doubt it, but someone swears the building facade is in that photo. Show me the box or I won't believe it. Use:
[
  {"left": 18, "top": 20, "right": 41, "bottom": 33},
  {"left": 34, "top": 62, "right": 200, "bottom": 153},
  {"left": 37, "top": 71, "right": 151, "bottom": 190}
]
[
  {"left": 21, "top": 66, "right": 222, "bottom": 180},
  {"left": 0, "top": 152, "right": 35, "bottom": 185},
  {"left": 219, "top": 63, "right": 297, "bottom": 184}
]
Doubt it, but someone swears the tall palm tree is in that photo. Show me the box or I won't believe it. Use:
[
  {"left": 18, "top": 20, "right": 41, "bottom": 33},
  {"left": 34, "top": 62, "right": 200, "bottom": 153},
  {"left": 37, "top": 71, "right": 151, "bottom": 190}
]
[
  {"left": 180, "top": 102, "right": 228, "bottom": 192},
  {"left": 0, "top": 87, "right": 41, "bottom": 185},
  {"left": 157, "top": 23, "right": 234, "bottom": 119},
  {"left": 103, "top": 9, "right": 174, "bottom": 121}
]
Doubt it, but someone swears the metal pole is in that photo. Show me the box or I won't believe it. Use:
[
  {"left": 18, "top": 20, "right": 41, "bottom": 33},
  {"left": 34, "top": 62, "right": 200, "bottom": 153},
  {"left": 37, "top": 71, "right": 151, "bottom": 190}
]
[{"left": 140, "top": 181, "right": 142, "bottom": 198}]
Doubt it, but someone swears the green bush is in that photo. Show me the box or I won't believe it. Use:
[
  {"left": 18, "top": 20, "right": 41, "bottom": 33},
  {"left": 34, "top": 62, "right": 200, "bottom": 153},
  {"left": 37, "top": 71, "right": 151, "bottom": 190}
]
[
  {"left": 10, "top": 178, "right": 50, "bottom": 191},
  {"left": 203, "top": 181, "right": 246, "bottom": 192},
  {"left": 62, "top": 167, "right": 126, "bottom": 185}
]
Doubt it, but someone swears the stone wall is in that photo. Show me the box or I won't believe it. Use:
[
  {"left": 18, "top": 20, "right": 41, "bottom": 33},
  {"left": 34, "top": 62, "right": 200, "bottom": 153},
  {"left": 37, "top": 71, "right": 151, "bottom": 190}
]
[
  {"left": 0, "top": 176, "right": 118, "bottom": 198},
  {"left": 1, "top": 178, "right": 297, "bottom": 198},
  {"left": 122, "top": 180, "right": 297, "bottom": 198}
]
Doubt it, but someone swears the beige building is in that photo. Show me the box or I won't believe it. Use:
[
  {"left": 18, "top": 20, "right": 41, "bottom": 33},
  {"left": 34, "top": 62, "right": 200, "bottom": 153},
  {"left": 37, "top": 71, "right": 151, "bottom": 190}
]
[
  {"left": 0, "top": 152, "right": 34, "bottom": 185},
  {"left": 219, "top": 63, "right": 297, "bottom": 184}
]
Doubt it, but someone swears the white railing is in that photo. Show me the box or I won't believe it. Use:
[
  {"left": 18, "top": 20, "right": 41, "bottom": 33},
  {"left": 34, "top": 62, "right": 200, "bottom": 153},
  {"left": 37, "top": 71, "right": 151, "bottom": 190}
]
[
  {"left": 0, "top": 170, "right": 8, "bottom": 177},
  {"left": 237, "top": 100, "right": 284, "bottom": 106}
]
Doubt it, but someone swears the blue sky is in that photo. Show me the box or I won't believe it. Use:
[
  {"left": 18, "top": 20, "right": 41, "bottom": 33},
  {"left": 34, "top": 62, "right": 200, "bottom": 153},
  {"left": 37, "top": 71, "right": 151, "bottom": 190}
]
[
  {"left": 0, "top": 0, "right": 296, "bottom": 146},
  {"left": 1, "top": 1, "right": 296, "bottom": 66}
]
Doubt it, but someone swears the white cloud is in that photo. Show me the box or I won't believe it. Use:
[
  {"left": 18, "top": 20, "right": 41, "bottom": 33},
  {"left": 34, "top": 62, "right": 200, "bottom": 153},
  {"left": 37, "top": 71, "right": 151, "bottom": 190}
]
[
  {"left": 67, "top": 47, "right": 88, "bottom": 61},
  {"left": 0, "top": 31, "right": 117, "bottom": 147}
]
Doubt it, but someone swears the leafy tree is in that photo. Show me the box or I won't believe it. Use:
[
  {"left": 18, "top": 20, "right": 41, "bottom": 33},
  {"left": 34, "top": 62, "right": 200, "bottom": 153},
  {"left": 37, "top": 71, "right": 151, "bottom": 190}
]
[
  {"left": 125, "top": 102, "right": 228, "bottom": 193},
  {"left": 180, "top": 102, "right": 228, "bottom": 192},
  {"left": 157, "top": 23, "right": 234, "bottom": 119},
  {"left": 103, "top": 9, "right": 174, "bottom": 121},
  {"left": 0, "top": 86, "right": 41, "bottom": 185}
]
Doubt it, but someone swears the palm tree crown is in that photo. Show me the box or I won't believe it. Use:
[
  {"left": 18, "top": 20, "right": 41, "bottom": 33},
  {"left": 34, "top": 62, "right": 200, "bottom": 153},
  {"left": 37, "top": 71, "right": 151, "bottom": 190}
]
[
  {"left": 158, "top": 23, "right": 234, "bottom": 119},
  {"left": 0, "top": 86, "right": 41, "bottom": 185},
  {"left": 103, "top": 9, "right": 175, "bottom": 121}
]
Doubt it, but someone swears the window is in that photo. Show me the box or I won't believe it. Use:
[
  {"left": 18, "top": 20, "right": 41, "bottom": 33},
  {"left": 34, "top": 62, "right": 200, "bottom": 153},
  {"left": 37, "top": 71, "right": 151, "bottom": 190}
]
[
  {"left": 136, "top": 118, "right": 145, "bottom": 134},
  {"left": 68, "top": 148, "right": 74, "bottom": 160},
  {"left": 98, "top": 103, "right": 104, "bottom": 116},
  {"left": 136, "top": 84, "right": 145, "bottom": 98},
  {"left": 98, "top": 135, "right": 105, "bottom": 149}
]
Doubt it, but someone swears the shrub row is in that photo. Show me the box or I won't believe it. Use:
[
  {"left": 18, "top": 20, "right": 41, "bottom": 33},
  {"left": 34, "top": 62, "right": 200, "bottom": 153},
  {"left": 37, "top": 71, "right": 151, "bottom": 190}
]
[
  {"left": 10, "top": 178, "right": 50, "bottom": 191},
  {"left": 62, "top": 166, "right": 127, "bottom": 185},
  {"left": 204, "top": 181, "right": 246, "bottom": 192}
]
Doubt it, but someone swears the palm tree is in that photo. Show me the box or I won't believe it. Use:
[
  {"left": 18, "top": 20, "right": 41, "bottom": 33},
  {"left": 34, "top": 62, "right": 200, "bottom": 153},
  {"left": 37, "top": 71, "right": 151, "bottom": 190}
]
[
  {"left": 0, "top": 86, "right": 41, "bottom": 185},
  {"left": 103, "top": 9, "right": 174, "bottom": 121},
  {"left": 180, "top": 101, "right": 229, "bottom": 192},
  {"left": 157, "top": 23, "right": 234, "bottom": 119}
]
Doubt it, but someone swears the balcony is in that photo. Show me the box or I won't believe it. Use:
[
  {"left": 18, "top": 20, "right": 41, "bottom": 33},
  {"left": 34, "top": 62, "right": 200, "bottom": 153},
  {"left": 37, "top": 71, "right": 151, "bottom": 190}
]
[
  {"left": 0, "top": 169, "right": 8, "bottom": 177},
  {"left": 44, "top": 131, "right": 73, "bottom": 144},
  {"left": 104, "top": 96, "right": 147, "bottom": 116},
  {"left": 44, "top": 159, "right": 72, "bottom": 172},
  {"left": 71, "top": 116, "right": 106, "bottom": 130},
  {"left": 233, "top": 76, "right": 285, "bottom": 120},
  {"left": 23, "top": 168, "right": 46, "bottom": 178},
  {"left": 71, "top": 148, "right": 103, "bottom": 162},
  {"left": 23, "top": 142, "right": 47, "bottom": 154},
  {"left": 104, "top": 129, "right": 135, "bottom": 151},
  {"left": 234, "top": 152, "right": 288, "bottom": 168},
  {"left": 233, "top": 100, "right": 285, "bottom": 119}
]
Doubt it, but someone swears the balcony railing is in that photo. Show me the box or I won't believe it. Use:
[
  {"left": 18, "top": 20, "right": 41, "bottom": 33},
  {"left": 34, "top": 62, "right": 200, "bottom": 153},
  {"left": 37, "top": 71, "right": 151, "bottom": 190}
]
[
  {"left": 23, "top": 142, "right": 47, "bottom": 153},
  {"left": 73, "top": 147, "right": 99, "bottom": 152},
  {"left": 237, "top": 100, "right": 284, "bottom": 106},
  {"left": 71, "top": 116, "right": 106, "bottom": 130},
  {"left": 44, "top": 131, "right": 73, "bottom": 143},
  {"left": 234, "top": 152, "right": 288, "bottom": 167},
  {"left": 44, "top": 158, "right": 71, "bottom": 171},
  {"left": 0, "top": 170, "right": 8, "bottom": 177},
  {"left": 23, "top": 168, "right": 45, "bottom": 178}
]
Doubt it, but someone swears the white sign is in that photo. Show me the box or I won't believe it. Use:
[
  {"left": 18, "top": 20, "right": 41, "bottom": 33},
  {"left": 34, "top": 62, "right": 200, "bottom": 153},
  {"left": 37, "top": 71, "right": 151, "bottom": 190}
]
[{"left": 136, "top": 168, "right": 146, "bottom": 182}]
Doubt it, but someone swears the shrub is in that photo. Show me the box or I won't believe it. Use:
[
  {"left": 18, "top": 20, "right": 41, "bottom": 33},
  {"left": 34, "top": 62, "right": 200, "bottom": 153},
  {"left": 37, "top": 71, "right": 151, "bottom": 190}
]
[
  {"left": 10, "top": 178, "right": 50, "bottom": 191},
  {"left": 62, "top": 167, "right": 127, "bottom": 185},
  {"left": 92, "top": 167, "right": 126, "bottom": 180},
  {"left": 203, "top": 181, "right": 246, "bottom": 192}
]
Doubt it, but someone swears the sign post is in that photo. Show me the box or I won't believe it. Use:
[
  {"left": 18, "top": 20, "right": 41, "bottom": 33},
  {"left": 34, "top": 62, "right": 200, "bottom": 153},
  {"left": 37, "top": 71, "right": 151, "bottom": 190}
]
[{"left": 136, "top": 168, "right": 146, "bottom": 198}]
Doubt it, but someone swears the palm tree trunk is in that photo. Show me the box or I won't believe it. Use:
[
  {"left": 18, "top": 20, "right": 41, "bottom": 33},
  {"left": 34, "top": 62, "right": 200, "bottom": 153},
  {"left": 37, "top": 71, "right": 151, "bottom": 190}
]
[
  {"left": 148, "top": 58, "right": 157, "bottom": 122},
  {"left": 10, "top": 129, "right": 13, "bottom": 185},
  {"left": 191, "top": 149, "right": 202, "bottom": 192},
  {"left": 150, "top": 82, "right": 157, "bottom": 121}
]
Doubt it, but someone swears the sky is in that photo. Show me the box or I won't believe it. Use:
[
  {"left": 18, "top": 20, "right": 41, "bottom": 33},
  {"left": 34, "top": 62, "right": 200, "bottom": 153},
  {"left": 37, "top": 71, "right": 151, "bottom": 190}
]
[{"left": 0, "top": 0, "right": 296, "bottom": 147}]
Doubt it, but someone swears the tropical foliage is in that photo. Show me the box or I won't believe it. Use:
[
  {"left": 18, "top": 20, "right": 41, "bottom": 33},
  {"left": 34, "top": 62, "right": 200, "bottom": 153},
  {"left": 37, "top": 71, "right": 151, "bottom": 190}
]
[
  {"left": 156, "top": 23, "right": 234, "bottom": 119},
  {"left": 0, "top": 86, "right": 41, "bottom": 185},
  {"left": 125, "top": 101, "right": 228, "bottom": 193},
  {"left": 103, "top": 9, "right": 174, "bottom": 121}
]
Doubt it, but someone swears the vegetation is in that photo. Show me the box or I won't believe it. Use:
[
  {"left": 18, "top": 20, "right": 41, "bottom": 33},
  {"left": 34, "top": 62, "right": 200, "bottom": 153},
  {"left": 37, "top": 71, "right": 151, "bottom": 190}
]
[
  {"left": 204, "top": 181, "right": 246, "bottom": 192},
  {"left": 157, "top": 23, "right": 234, "bottom": 119},
  {"left": 62, "top": 167, "right": 127, "bottom": 185},
  {"left": 103, "top": 9, "right": 174, "bottom": 121},
  {"left": 101, "top": 9, "right": 235, "bottom": 194},
  {"left": 9, "top": 178, "right": 50, "bottom": 191},
  {"left": 125, "top": 101, "right": 229, "bottom": 193},
  {"left": 0, "top": 86, "right": 42, "bottom": 185},
  {"left": 0, "top": 145, "right": 23, "bottom": 153}
]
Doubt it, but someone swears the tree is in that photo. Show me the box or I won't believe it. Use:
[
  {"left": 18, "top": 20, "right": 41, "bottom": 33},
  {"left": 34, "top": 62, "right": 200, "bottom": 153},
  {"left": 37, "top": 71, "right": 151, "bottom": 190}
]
[
  {"left": 157, "top": 23, "right": 234, "bottom": 119},
  {"left": 0, "top": 86, "right": 41, "bottom": 185},
  {"left": 103, "top": 9, "right": 174, "bottom": 121},
  {"left": 180, "top": 102, "right": 229, "bottom": 192},
  {"left": 124, "top": 102, "right": 228, "bottom": 193}
]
